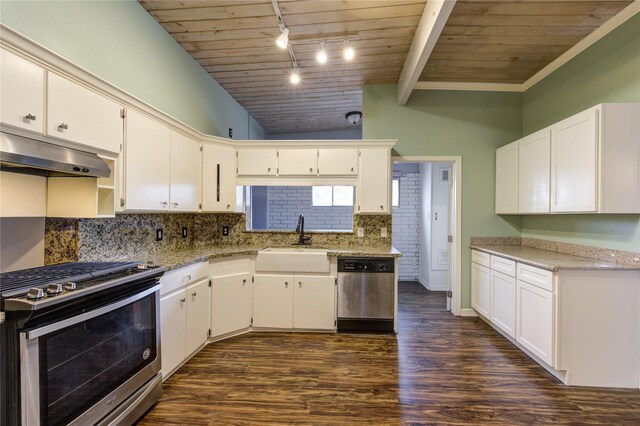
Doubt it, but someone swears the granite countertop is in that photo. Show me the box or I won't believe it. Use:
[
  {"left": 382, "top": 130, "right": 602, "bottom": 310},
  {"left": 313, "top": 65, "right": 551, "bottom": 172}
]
[
  {"left": 140, "top": 246, "right": 402, "bottom": 271},
  {"left": 470, "top": 244, "right": 640, "bottom": 272}
]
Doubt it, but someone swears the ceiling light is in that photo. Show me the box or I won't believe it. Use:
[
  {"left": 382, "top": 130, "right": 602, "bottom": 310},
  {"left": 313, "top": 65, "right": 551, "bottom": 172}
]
[
  {"left": 276, "top": 27, "right": 289, "bottom": 49},
  {"left": 343, "top": 41, "right": 355, "bottom": 60},
  {"left": 345, "top": 111, "right": 362, "bottom": 125},
  {"left": 316, "top": 42, "right": 327, "bottom": 64},
  {"left": 290, "top": 71, "right": 300, "bottom": 85}
]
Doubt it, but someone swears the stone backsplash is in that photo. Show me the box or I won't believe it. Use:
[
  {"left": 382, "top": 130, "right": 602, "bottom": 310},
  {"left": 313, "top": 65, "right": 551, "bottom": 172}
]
[{"left": 45, "top": 213, "right": 392, "bottom": 264}]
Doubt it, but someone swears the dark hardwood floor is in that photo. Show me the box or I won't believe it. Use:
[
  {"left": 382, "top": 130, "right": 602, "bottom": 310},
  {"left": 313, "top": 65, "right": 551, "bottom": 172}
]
[{"left": 138, "top": 282, "right": 640, "bottom": 425}]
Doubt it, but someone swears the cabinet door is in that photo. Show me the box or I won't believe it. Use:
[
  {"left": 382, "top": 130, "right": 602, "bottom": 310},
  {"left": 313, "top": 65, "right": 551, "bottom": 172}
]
[
  {"left": 160, "top": 290, "right": 187, "bottom": 378},
  {"left": 318, "top": 148, "right": 358, "bottom": 175},
  {"left": 516, "top": 280, "right": 554, "bottom": 366},
  {"left": 237, "top": 148, "right": 277, "bottom": 176},
  {"left": 185, "top": 279, "right": 210, "bottom": 356},
  {"left": 550, "top": 107, "right": 598, "bottom": 213},
  {"left": 358, "top": 148, "right": 390, "bottom": 213},
  {"left": 253, "top": 274, "right": 293, "bottom": 328},
  {"left": 518, "top": 129, "right": 551, "bottom": 213},
  {"left": 124, "top": 109, "right": 171, "bottom": 211},
  {"left": 0, "top": 48, "right": 44, "bottom": 134},
  {"left": 471, "top": 262, "right": 491, "bottom": 317},
  {"left": 278, "top": 149, "right": 317, "bottom": 175},
  {"left": 211, "top": 273, "right": 252, "bottom": 337},
  {"left": 47, "top": 72, "right": 122, "bottom": 154},
  {"left": 495, "top": 142, "right": 519, "bottom": 214},
  {"left": 202, "top": 143, "right": 237, "bottom": 212},
  {"left": 170, "top": 131, "right": 201, "bottom": 212},
  {"left": 293, "top": 276, "right": 336, "bottom": 330},
  {"left": 490, "top": 270, "right": 516, "bottom": 338}
]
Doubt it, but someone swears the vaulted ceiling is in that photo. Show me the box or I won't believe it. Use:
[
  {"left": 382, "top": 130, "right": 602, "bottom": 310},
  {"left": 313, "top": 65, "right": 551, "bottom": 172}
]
[{"left": 139, "top": 0, "right": 635, "bottom": 135}]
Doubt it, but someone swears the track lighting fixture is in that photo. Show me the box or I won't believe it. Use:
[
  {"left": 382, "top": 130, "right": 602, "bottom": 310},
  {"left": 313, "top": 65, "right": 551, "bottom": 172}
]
[
  {"left": 276, "top": 27, "right": 289, "bottom": 49},
  {"left": 290, "top": 70, "right": 300, "bottom": 85},
  {"left": 316, "top": 41, "right": 327, "bottom": 64},
  {"left": 343, "top": 41, "right": 355, "bottom": 60}
]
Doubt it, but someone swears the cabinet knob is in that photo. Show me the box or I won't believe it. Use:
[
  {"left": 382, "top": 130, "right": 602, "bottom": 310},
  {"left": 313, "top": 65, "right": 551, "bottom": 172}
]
[
  {"left": 173, "top": 202, "right": 179, "bottom": 207},
  {"left": 242, "top": 279, "right": 247, "bottom": 285},
  {"left": 267, "top": 167, "right": 271, "bottom": 172},
  {"left": 351, "top": 167, "right": 354, "bottom": 172},
  {"left": 309, "top": 167, "right": 313, "bottom": 172},
  {"left": 192, "top": 292, "right": 197, "bottom": 297},
  {"left": 180, "top": 298, "right": 186, "bottom": 303},
  {"left": 24, "top": 113, "right": 36, "bottom": 121},
  {"left": 58, "top": 123, "right": 68, "bottom": 130},
  {"left": 285, "top": 282, "right": 288, "bottom": 287},
  {"left": 227, "top": 204, "right": 231, "bottom": 209},
  {"left": 298, "top": 281, "right": 302, "bottom": 288},
  {"left": 186, "top": 274, "right": 191, "bottom": 281},
  {"left": 162, "top": 201, "right": 168, "bottom": 206},
  {"left": 380, "top": 205, "right": 384, "bottom": 210}
]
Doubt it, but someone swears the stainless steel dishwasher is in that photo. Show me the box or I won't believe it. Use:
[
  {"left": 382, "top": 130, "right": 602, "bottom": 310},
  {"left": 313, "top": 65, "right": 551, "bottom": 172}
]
[{"left": 337, "top": 257, "right": 395, "bottom": 333}]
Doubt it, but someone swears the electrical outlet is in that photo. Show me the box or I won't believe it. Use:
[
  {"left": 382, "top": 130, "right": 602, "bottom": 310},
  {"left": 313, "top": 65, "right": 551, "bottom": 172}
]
[
  {"left": 380, "top": 227, "right": 388, "bottom": 238},
  {"left": 155, "top": 228, "right": 163, "bottom": 241},
  {"left": 222, "top": 225, "right": 229, "bottom": 236},
  {"left": 228, "top": 127, "right": 233, "bottom": 138},
  {"left": 357, "top": 227, "right": 364, "bottom": 238},
  {"left": 182, "top": 227, "right": 188, "bottom": 238}
]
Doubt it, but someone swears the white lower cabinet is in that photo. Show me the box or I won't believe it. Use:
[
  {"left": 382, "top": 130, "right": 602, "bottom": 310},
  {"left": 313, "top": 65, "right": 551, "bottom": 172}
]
[
  {"left": 253, "top": 274, "right": 335, "bottom": 330},
  {"left": 471, "top": 261, "right": 491, "bottom": 318},
  {"left": 160, "top": 289, "right": 187, "bottom": 378},
  {"left": 516, "top": 279, "right": 554, "bottom": 366},
  {"left": 185, "top": 279, "right": 211, "bottom": 356},
  {"left": 210, "top": 272, "right": 252, "bottom": 337},
  {"left": 490, "top": 270, "right": 516, "bottom": 338}
]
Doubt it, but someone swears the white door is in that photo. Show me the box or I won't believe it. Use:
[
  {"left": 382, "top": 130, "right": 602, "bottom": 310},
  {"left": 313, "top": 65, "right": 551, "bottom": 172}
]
[
  {"left": 495, "top": 142, "right": 519, "bottom": 214},
  {"left": 202, "top": 143, "right": 237, "bottom": 212},
  {"left": 211, "top": 273, "right": 252, "bottom": 337},
  {"left": 170, "top": 131, "right": 201, "bottom": 212},
  {"left": 358, "top": 148, "right": 390, "bottom": 213},
  {"left": 293, "top": 276, "right": 336, "bottom": 330},
  {"left": 160, "top": 290, "right": 187, "bottom": 378},
  {"left": 490, "top": 270, "right": 516, "bottom": 338},
  {"left": 47, "top": 72, "right": 122, "bottom": 154},
  {"left": 253, "top": 274, "right": 293, "bottom": 328},
  {"left": 550, "top": 107, "right": 598, "bottom": 213},
  {"left": 185, "top": 279, "right": 210, "bottom": 356},
  {"left": 519, "top": 129, "right": 551, "bottom": 213},
  {"left": 431, "top": 164, "right": 449, "bottom": 275},
  {"left": 318, "top": 148, "right": 358, "bottom": 175},
  {"left": 471, "top": 262, "right": 491, "bottom": 317},
  {"left": 278, "top": 149, "right": 317, "bottom": 175},
  {"left": 124, "top": 109, "right": 171, "bottom": 211},
  {"left": 237, "top": 148, "right": 277, "bottom": 176},
  {"left": 516, "top": 280, "right": 554, "bottom": 366},
  {"left": 0, "top": 48, "right": 44, "bottom": 134}
]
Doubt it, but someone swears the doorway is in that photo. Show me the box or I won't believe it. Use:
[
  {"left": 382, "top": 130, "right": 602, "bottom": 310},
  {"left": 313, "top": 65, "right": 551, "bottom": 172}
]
[{"left": 391, "top": 156, "right": 462, "bottom": 315}]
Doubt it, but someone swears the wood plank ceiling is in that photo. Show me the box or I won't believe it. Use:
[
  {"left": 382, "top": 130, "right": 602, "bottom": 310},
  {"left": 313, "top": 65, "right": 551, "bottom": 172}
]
[{"left": 139, "top": 0, "right": 633, "bottom": 135}]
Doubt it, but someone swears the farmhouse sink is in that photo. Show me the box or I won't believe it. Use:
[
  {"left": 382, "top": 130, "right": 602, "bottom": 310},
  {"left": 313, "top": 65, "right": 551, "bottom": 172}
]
[{"left": 255, "top": 247, "right": 330, "bottom": 273}]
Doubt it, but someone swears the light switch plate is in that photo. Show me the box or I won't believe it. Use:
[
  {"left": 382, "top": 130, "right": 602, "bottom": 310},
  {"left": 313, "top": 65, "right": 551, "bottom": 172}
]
[
  {"left": 380, "top": 227, "right": 387, "bottom": 238},
  {"left": 357, "top": 227, "right": 364, "bottom": 238}
]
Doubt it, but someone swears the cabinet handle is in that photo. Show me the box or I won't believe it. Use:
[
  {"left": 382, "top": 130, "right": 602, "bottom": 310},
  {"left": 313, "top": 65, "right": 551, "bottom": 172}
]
[
  {"left": 173, "top": 202, "right": 179, "bottom": 207},
  {"left": 227, "top": 204, "right": 231, "bottom": 209},
  {"left": 242, "top": 279, "right": 247, "bottom": 285},
  {"left": 25, "top": 113, "right": 36, "bottom": 121},
  {"left": 186, "top": 274, "right": 192, "bottom": 281},
  {"left": 380, "top": 205, "right": 384, "bottom": 210},
  {"left": 285, "top": 282, "right": 288, "bottom": 288},
  {"left": 267, "top": 167, "right": 271, "bottom": 172},
  {"left": 58, "top": 123, "right": 68, "bottom": 130},
  {"left": 309, "top": 167, "right": 313, "bottom": 172},
  {"left": 192, "top": 292, "right": 197, "bottom": 297},
  {"left": 298, "top": 281, "right": 302, "bottom": 288},
  {"left": 180, "top": 298, "right": 186, "bottom": 303},
  {"left": 162, "top": 201, "right": 168, "bottom": 206},
  {"left": 351, "top": 167, "right": 354, "bottom": 172}
]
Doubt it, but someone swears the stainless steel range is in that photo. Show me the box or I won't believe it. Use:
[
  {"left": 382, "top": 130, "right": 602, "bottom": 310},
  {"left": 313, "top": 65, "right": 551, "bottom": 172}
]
[{"left": 0, "top": 261, "right": 165, "bottom": 426}]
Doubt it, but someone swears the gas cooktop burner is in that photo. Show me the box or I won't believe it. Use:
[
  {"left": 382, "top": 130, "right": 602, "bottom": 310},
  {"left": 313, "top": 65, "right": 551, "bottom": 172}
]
[{"left": 0, "top": 261, "right": 162, "bottom": 312}]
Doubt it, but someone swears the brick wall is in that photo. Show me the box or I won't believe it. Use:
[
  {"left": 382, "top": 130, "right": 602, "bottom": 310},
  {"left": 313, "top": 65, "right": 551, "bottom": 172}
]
[
  {"left": 392, "top": 171, "right": 420, "bottom": 281},
  {"left": 266, "top": 186, "right": 353, "bottom": 231}
]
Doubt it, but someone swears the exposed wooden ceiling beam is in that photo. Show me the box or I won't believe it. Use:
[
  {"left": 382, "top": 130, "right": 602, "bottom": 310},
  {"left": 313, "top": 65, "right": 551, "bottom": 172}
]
[{"left": 396, "top": 0, "right": 456, "bottom": 105}]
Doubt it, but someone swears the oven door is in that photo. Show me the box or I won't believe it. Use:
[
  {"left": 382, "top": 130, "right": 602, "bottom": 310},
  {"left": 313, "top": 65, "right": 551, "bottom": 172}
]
[{"left": 20, "top": 284, "right": 161, "bottom": 426}]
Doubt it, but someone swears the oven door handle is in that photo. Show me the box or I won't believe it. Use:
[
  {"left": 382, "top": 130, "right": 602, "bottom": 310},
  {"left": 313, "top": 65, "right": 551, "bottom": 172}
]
[{"left": 23, "top": 284, "right": 161, "bottom": 340}]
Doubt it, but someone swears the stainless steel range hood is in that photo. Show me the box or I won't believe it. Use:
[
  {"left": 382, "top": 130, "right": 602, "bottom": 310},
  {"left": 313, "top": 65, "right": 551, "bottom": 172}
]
[{"left": 0, "top": 131, "right": 111, "bottom": 178}]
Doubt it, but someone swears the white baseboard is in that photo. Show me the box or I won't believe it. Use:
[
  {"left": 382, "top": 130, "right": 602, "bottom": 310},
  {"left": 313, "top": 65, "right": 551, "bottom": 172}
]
[
  {"left": 418, "top": 277, "right": 447, "bottom": 291},
  {"left": 460, "top": 308, "right": 478, "bottom": 317}
]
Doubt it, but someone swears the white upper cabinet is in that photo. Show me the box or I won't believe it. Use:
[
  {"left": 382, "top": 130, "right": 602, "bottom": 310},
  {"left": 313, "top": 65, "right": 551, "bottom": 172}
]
[
  {"left": 46, "top": 72, "right": 122, "bottom": 154},
  {"left": 237, "top": 148, "right": 277, "bottom": 176},
  {"left": 495, "top": 142, "right": 519, "bottom": 214},
  {"left": 202, "top": 142, "right": 237, "bottom": 212},
  {"left": 518, "top": 129, "right": 551, "bottom": 213},
  {"left": 0, "top": 48, "right": 44, "bottom": 134},
  {"left": 318, "top": 148, "right": 358, "bottom": 176},
  {"left": 124, "top": 109, "right": 171, "bottom": 211},
  {"left": 170, "top": 131, "right": 201, "bottom": 212},
  {"left": 278, "top": 148, "right": 317, "bottom": 176},
  {"left": 357, "top": 148, "right": 390, "bottom": 214},
  {"left": 551, "top": 103, "right": 640, "bottom": 213}
]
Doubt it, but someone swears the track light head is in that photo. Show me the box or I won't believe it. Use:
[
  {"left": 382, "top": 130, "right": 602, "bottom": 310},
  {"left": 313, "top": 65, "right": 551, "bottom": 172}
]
[
  {"left": 290, "top": 71, "right": 300, "bottom": 85},
  {"left": 316, "top": 41, "right": 327, "bottom": 64},
  {"left": 276, "top": 28, "right": 289, "bottom": 49}
]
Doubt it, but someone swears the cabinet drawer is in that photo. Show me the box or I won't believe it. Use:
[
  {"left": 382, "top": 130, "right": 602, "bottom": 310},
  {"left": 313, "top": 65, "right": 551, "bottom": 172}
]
[
  {"left": 160, "top": 261, "right": 208, "bottom": 295},
  {"left": 491, "top": 255, "right": 516, "bottom": 277},
  {"left": 471, "top": 250, "right": 491, "bottom": 267},
  {"left": 517, "top": 263, "right": 554, "bottom": 292}
]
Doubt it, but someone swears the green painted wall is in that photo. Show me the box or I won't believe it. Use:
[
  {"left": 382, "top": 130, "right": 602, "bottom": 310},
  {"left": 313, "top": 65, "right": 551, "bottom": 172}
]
[
  {"left": 521, "top": 13, "right": 640, "bottom": 252},
  {"left": 0, "top": 0, "right": 266, "bottom": 140},
  {"left": 363, "top": 85, "right": 523, "bottom": 307}
]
